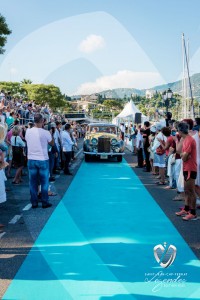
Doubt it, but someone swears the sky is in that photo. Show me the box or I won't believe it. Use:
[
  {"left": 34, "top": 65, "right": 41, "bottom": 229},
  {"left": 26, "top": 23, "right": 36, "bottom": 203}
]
[{"left": 1, "top": 0, "right": 200, "bottom": 96}]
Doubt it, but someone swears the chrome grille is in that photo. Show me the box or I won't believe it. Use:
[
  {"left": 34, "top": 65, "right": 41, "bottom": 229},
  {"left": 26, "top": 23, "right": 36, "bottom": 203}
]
[{"left": 98, "top": 137, "right": 110, "bottom": 152}]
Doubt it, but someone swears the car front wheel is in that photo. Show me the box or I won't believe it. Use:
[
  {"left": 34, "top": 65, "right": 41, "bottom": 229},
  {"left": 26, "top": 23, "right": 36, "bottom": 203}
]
[
  {"left": 85, "top": 154, "right": 91, "bottom": 162},
  {"left": 117, "top": 156, "right": 122, "bottom": 162}
]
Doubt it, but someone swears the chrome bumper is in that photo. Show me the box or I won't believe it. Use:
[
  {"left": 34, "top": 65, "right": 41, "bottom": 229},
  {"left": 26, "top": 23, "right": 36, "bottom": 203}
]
[{"left": 84, "top": 152, "right": 125, "bottom": 156}]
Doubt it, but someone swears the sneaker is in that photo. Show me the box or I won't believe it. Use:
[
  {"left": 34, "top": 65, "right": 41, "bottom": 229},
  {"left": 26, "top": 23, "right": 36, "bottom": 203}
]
[
  {"left": 42, "top": 203, "right": 52, "bottom": 209},
  {"left": 53, "top": 170, "right": 60, "bottom": 175},
  {"left": 175, "top": 209, "right": 189, "bottom": 216},
  {"left": 49, "top": 177, "right": 55, "bottom": 182},
  {"left": 182, "top": 213, "right": 198, "bottom": 221},
  {"left": 32, "top": 204, "right": 38, "bottom": 209}
]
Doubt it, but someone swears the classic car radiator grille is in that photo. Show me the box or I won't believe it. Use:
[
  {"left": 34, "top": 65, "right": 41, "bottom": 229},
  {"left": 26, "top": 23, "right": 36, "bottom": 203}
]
[{"left": 98, "top": 137, "right": 110, "bottom": 152}]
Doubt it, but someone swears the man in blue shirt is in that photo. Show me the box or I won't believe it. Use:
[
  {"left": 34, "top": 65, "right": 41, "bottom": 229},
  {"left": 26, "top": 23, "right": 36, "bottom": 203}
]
[{"left": 61, "top": 123, "right": 74, "bottom": 175}]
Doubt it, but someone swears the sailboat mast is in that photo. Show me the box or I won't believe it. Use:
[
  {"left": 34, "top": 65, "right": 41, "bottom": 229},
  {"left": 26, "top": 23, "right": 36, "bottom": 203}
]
[
  {"left": 182, "top": 33, "right": 187, "bottom": 118},
  {"left": 183, "top": 34, "right": 195, "bottom": 119}
]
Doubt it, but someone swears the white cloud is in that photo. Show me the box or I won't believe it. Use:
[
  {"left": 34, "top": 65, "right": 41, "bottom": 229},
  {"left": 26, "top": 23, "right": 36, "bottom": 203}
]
[
  {"left": 79, "top": 34, "right": 105, "bottom": 53},
  {"left": 74, "top": 70, "right": 164, "bottom": 95}
]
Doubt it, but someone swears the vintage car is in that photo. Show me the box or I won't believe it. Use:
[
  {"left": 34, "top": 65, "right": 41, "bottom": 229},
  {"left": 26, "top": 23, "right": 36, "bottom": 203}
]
[{"left": 83, "top": 123, "right": 125, "bottom": 162}]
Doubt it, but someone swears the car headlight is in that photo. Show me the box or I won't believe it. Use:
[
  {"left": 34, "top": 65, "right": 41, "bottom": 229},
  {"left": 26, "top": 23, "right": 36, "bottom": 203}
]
[
  {"left": 91, "top": 138, "right": 98, "bottom": 146},
  {"left": 111, "top": 138, "right": 118, "bottom": 146}
]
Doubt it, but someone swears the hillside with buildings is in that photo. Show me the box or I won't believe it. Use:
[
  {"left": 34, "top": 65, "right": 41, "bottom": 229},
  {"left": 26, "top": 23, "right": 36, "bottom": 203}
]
[{"left": 73, "top": 73, "right": 200, "bottom": 100}]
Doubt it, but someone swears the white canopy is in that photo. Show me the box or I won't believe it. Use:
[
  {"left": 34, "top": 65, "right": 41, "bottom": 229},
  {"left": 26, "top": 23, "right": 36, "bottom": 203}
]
[{"left": 112, "top": 100, "right": 148, "bottom": 125}]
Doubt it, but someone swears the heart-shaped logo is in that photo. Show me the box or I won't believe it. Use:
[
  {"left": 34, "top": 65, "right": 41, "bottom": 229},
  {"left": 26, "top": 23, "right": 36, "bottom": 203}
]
[{"left": 153, "top": 242, "right": 177, "bottom": 268}]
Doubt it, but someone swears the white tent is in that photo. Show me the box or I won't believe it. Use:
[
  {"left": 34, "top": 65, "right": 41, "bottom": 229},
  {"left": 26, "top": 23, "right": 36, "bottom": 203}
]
[
  {"left": 112, "top": 100, "right": 148, "bottom": 125},
  {"left": 112, "top": 100, "right": 149, "bottom": 152}
]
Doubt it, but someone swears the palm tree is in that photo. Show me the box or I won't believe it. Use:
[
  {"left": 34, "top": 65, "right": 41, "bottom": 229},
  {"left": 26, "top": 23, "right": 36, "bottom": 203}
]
[{"left": 21, "top": 79, "right": 32, "bottom": 84}]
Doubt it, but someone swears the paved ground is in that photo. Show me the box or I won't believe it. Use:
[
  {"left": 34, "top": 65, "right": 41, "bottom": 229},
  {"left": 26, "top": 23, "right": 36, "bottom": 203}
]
[
  {"left": 0, "top": 146, "right": 200, "bottom": 298},
  {"left": 0, "top": 145, "right": 83, "bottom": 298}
]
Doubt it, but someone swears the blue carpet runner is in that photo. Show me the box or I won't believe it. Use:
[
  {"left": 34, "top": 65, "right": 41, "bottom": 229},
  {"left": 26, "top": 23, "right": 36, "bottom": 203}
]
[{"left": 3, "top": 159, "right": 200, "bottom": 299}]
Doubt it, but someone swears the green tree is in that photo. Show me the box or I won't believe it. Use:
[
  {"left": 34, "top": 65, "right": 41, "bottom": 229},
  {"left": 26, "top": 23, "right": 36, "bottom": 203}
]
[
  {"left": 97, "top": 94, "right": 103, "bottom": 104},
  {"left": 0, "top": 81, "right": 21, "bottom": 95},
  {"left": 22, "top": 83, "right": 66, "bottom": 108},
  {"left": 65, "top": 95, "right": 72, "bottom": 101},
  {"left": 62, "top": 101, "right": 73, "bottom": 112},
  {"left": 103, "top": 99, "right": 123, "bottom": 111},
  {"left": 0, "top": 14, "right": 12, "bottom": 54}
]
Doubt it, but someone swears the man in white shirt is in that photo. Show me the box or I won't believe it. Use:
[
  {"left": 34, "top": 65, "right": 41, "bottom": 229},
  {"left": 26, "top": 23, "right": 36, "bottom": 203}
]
[
  {"left": 61, "top": 123, "right": 74, "bottom": 175},
  {"left": 25, "top": 113, "right": 54, "bottom": 208}
]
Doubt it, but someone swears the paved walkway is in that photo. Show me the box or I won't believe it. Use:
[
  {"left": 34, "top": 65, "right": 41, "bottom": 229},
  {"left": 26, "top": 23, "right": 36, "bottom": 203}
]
[{"left": 2, "top": 158, "right": 200, "bottom": 299}]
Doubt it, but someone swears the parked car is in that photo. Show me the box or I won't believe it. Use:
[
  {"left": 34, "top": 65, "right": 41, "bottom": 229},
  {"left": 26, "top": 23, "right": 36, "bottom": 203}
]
[{"left": 83, "top": 123, "right": 125, "bottom": 162}]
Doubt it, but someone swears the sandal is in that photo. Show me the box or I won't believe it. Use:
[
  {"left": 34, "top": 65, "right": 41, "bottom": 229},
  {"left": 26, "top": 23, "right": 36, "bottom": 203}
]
[
  {"left": 156, "top": 181, "right": 166, "bottom": 185},
  {"left": 48, "top": 191, "right": 57, "bottom": 196},
  {"left": 173, "top": 195, "right": 184, "bottom": 201},
  {"left": 164, "top": 186, "right": 171, "bottom": 189}
]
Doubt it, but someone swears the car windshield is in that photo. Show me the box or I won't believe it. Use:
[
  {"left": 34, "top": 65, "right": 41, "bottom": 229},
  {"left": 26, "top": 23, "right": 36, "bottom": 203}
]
[{"left": 90, "top": 126, "right": 117, "bottom": 134}]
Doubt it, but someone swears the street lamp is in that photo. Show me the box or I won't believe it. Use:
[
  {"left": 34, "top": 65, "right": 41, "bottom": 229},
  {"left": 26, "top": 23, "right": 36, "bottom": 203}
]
[{"left": 162, "top": 88, "right": 173, "bottom": 113}]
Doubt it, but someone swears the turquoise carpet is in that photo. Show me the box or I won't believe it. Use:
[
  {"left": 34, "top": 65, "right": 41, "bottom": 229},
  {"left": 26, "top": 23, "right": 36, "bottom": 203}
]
[{"left": 3, "top": 159, "right": 200, "bottom": 300}]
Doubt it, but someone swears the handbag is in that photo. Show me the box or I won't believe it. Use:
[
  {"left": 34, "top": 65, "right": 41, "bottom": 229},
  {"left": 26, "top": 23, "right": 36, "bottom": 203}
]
[
  {"left": 156, "top": 134, "right": 165, "bottom": 156},
  {"left": 156, "top": 145, "right": 165, "bottom": 156},
  {"left": 170, "top": 154, "right": 176, "bottom": 165}
]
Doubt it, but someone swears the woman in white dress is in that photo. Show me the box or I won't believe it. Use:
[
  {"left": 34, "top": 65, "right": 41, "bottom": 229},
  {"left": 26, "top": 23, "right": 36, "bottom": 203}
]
[{"left": 152, "top": 125, "right": 167, "bottom": 185}]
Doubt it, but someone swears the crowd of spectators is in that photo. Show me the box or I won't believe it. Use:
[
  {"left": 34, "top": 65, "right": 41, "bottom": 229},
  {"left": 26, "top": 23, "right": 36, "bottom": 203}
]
[
  {"left": 0, "top": 90, "right": 87, "bottom": 226},
  {"left": 1, "top": 87, "right": 200, "bottom": 227},
  {"left": 131, "top": 117, "right": 200, "bottom": 221}
]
